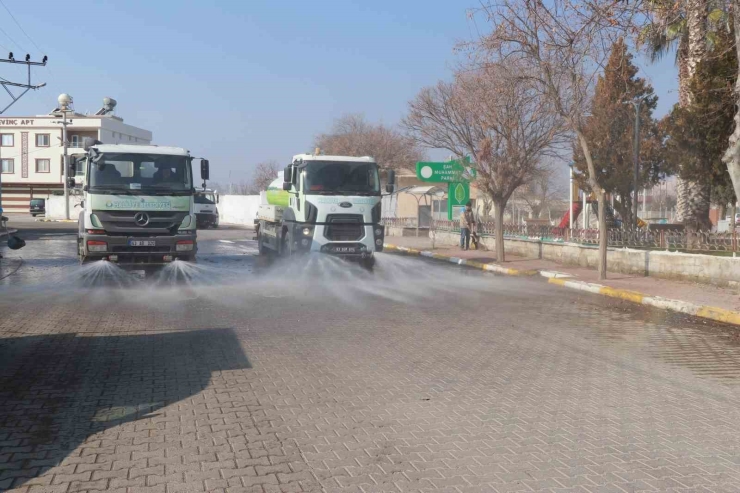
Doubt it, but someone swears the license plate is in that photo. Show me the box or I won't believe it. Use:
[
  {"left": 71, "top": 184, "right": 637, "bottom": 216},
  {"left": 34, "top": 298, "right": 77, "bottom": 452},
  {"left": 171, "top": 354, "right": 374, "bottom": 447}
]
[
  {"left": 334, "top": 247, "right": 356, "bottom": 253},
  {"left": 129, "top": 240, "right": 155, "bottom": 247}
]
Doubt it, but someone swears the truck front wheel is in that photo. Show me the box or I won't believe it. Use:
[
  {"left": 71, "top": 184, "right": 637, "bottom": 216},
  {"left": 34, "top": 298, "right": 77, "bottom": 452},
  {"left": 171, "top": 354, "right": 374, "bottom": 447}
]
[
  {"left": 257, "top": 230, "right": 268, "bottom": 255},
  {"left": 280, "top": 228, "right": 294, "bottom": 257}
]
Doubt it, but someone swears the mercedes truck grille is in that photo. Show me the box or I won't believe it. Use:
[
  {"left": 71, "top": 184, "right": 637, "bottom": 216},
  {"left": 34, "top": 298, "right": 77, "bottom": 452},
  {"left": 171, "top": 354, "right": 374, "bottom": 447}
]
[
  {"left": 94, "top": 210, "right": 188, "bottom": 234},
  {"left": 324, "top": 215, "right": 364, "bottom": 241}
]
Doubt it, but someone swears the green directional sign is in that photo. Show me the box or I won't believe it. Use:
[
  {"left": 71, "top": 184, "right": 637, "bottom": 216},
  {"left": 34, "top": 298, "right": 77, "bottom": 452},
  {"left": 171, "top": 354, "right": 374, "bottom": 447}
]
[
  {"left": 415, "top": 158, "right": 476, "bottom": 183},
  {"left": 447, "top": 182, "right": 470, "bottom": 219}
]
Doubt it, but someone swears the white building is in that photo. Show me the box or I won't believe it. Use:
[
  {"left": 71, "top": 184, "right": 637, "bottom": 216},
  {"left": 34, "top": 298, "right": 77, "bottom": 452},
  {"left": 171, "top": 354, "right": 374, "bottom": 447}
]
[{"left": 0, "top": 97, "right": 152, "bottom": 213}]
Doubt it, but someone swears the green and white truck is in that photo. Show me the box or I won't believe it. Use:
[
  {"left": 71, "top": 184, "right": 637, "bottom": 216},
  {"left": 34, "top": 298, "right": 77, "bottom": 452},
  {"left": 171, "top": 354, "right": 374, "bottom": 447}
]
[
  {"left": 72, "top": 140, "right": 210, "bottom": 265},
  {"left": 255, "top": 153, "right": 395, "bottom": 268}
]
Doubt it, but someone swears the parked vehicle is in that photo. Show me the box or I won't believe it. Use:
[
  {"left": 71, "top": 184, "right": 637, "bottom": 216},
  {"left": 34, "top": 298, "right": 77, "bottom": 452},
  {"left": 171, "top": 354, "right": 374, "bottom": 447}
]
[{"left": 29, "top": 198, "right": 45, "bottom": 217}]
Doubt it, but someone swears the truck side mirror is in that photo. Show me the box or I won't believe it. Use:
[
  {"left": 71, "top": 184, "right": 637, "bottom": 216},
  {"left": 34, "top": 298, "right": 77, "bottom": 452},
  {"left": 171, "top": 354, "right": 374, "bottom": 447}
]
[
  {"left": 67, "top": 177, "right": 76, "bottom": 189},
  {"left": 201, "top": 159, "right": 210, "bottom": 181},
  {"left": 385, "top": 169, "right": 396, "bottom": 193},
  {"left": 282, "top": 182, "right": 291, "bottom": 191},
  {"left": 283, "top": 165, "right": 292, "bottom": 184}
]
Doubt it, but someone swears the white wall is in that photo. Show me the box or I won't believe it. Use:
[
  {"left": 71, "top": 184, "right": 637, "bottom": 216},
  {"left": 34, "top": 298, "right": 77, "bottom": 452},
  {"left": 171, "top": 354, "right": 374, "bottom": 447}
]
[
  {"left": 47, "top": 193, "right": 261, "bottom": 226},
  {"left": 47, "top": 195, "right": 83, "bottom": 220},
  {"left": 219, "top": 195, "right": 260, "bottom": 227}
]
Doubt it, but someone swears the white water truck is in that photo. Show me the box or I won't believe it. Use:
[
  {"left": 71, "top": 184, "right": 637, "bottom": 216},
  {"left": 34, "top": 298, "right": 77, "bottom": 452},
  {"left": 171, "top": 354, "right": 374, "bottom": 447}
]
[
  {"left": 194, "top": 188, "right": 220, "bottom": 229},
  {"left": 255, "top": 153, "right": 395, "bottom": 268},
  {"left": 71, "top": 139, "right": 210, "bottom": 266}
]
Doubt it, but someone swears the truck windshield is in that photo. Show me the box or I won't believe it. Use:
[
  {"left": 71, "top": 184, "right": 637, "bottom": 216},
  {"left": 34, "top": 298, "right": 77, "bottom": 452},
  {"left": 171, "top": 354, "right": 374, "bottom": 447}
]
[
  {"left": 195, "top": 193, "right": 216, "bottom": 204},
  {"left": 303, "top": 161, "right": 380, "bottom": 195},
  {"left": 89, "top": 153, "right": 192, "bottom": 193}
]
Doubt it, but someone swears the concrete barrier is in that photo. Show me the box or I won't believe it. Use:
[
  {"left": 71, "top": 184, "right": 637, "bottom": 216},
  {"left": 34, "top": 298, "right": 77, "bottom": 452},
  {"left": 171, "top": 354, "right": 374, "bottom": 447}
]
[
  {"left": 46, "top": 195, "right": 83, "bottom": 220},
  {"left": 426, "top": 230, "right": 740, "bottom": 287},
  {"left": 219, "top": 195, "right": 260, "bottom": 227}
]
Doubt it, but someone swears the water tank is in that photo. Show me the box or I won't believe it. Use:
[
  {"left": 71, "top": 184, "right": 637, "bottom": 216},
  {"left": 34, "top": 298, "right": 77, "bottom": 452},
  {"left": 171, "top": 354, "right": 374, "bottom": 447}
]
[
  {"left": 103, "top": 97, "right": 117, "bottom": 111},
  {"left": 265, "top": 178, "right": 289, "bottom": 207},
  {"left": 57, "top": 93, "right": 73, "bottom": 109}
]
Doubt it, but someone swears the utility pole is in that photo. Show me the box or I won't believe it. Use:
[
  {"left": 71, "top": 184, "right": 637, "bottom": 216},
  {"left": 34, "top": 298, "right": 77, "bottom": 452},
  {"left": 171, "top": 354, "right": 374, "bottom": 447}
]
[
  {"left": 0, "top": 54, "right": 47, "bottom": 214},
  {"left": 52, "top": 94, "right": 73, "bottom": 220}
]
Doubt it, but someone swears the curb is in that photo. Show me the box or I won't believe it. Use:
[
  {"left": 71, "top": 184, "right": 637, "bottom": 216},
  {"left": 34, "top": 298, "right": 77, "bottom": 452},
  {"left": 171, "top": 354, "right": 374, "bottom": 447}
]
[
  {"left": 384, "top": 244, "right": 538, "bottom": 276},
  {"left": 384, "top": 243, "right": 740, "bottom": 327},
  {"left": 36, "top": 219, "right": 77, "bottom": 223}
]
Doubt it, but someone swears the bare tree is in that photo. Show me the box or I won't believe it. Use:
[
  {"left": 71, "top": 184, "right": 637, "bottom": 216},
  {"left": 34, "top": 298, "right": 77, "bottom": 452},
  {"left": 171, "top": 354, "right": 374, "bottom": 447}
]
[
  {"left": 249, "top": 160, "right": 281, "bottom": 194},
  {"left": 316, "top": 114, "right": 425, "bottom": 170},
  {"left": 472, "top": 0, "right": 637, "bottom": 279},
  {"left": 405, "top": 63, "right": 565, "bottom": 262},
  {"left": 513, "top": 166, "right": 566, "bottom": 220}
]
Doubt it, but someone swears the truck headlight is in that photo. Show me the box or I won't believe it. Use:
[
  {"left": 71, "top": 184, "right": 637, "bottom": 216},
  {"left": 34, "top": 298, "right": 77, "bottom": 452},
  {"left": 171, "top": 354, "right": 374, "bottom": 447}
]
[
  {"left": 176, "top": 240, "right": 194, "bottom": 251},
  {"left": 375, "top": 239, "right": 383, "bottom": 246},
  {"left": 374, "top": 228, "right": 383, "bottom": 236},
  {"left": 302, "top": 227, "right": 312, "bottom": 236}
]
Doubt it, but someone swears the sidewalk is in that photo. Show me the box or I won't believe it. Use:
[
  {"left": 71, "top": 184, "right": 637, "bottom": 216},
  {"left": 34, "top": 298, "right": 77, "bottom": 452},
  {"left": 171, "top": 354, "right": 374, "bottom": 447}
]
[{"left": 385, "top": 235, "right": 740, "bottom": 323}]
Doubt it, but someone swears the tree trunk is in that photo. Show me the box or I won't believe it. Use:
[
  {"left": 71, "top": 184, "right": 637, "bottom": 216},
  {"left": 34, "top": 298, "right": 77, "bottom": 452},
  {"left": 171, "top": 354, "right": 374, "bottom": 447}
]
[
  {"left": 494, "top": 200, "right": 505, "bottom": 263},
  {"left": 731, "top": 203, "right": 737, "bottom": 232},
  {"left": 723, "top": 0, "right": 740, "bottom": 206},
  {"left": 597, "top": 191, "right": 608, "bottom": 280},
  {"left": 677, "top": 0, "right": 712, "bottom": 230},
  {"left": 574, "top": 128, "right": 607, "bottom": 279}
]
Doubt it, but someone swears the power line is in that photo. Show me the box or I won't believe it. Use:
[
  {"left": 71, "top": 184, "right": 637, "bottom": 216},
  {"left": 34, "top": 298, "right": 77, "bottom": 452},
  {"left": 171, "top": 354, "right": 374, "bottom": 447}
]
[
  {"left": 0, "top": 23, "right": 24, "bottom": 52},
  {"left": 0, "top": 0, "right": 42, "bottom": 54}
]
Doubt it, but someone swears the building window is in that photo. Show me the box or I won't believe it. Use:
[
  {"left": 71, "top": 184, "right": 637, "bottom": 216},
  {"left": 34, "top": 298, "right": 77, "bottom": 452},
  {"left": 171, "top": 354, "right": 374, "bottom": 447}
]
[
  {"left": 36, "top": 159, "right": 50, "bottom": 173},
  {"left": 70, "top": 135, "right": 81, "bottom": 148},
  {"left": 128, "top": 135, "right": 132, "bottom": 141},
  {"left": 36, "top": 133, "right": 50, "bottom": 147},
  {"left": 1, "top": 134, "right": 13, "bottom": 146},
  {"left": 1, "top": 158, "right": 13, "bottom": 173}
]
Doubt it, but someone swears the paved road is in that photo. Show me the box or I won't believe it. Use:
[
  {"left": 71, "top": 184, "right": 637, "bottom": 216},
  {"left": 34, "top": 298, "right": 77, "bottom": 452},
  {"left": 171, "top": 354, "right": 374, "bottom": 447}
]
[{"left": 2, "top": 221, "right": 740, "bottom": 492}]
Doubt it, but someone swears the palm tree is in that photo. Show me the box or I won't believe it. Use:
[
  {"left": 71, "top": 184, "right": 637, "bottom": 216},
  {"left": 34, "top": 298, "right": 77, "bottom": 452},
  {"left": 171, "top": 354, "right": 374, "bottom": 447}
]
[{"left": 640, "top": 0, "right": 712, "bottom": 230}]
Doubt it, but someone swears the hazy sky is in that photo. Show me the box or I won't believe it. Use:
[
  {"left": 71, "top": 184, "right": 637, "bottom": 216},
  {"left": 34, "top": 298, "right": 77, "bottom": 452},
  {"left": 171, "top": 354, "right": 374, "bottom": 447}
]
[{"left": 1, "top": 0, "right": 679, "bottom": 183}]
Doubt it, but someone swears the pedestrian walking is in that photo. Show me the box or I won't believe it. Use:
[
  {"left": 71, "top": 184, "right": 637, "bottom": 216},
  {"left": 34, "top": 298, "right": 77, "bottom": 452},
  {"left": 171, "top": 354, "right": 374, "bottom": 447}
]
[{"left": 459, "top": 201, "right": 475, "bottom": 250}]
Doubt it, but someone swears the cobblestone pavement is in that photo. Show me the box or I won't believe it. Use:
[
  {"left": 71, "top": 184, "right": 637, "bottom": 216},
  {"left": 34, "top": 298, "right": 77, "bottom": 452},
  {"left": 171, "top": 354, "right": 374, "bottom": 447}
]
[{"left": 3, "top": 224, "right": 740, "bottom": 492}]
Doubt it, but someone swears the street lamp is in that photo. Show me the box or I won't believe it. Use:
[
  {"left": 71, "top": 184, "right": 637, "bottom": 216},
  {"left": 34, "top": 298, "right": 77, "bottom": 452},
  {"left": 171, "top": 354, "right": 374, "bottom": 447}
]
[
  {"left": 568, "top": 162, "right": 574, "bottom": 231},
  {"left": 624, "top": 97, "right": 648, "bottom": 229},
  {"left": 52, "top": 93, "right": 73, "bottom": 220}
]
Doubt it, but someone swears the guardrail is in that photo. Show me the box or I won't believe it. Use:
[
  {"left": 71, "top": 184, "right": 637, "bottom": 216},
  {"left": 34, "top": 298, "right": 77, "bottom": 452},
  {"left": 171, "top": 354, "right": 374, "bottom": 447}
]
[{"left": 426, "top": 220, "right": 739, "bottom": 253}]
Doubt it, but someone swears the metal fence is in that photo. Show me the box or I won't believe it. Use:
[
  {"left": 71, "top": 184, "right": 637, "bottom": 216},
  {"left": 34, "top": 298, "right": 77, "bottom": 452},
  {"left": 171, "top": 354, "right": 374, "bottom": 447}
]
[{"left": 421, "top": 219, "right": 740, "bottom": 253}]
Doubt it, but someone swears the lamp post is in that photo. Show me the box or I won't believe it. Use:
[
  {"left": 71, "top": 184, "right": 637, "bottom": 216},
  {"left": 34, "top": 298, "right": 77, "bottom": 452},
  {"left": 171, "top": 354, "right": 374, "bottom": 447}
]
[
  {"left": 624, "top": 97, "right": 647, "bottom": 229},
  {"left": 52, "top": 94, "right": 73, "bottom": 220},
  {"left": 568, "top": 162, "right": 574, "bottom": 231}
]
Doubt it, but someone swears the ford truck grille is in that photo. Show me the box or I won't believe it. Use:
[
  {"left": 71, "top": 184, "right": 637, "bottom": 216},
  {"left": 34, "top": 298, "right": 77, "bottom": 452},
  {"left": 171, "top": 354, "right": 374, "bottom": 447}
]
[
  {"left": 324, "top": 215, "right": 364, "bottom": 241},
  {"left": 93, "top": 210, "right": 188, "bottom": 235}
]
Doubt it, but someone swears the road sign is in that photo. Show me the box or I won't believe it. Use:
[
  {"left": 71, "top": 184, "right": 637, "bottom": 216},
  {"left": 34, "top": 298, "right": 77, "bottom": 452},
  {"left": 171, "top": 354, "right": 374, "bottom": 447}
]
[
  {"left": 416, "top": 158, "right": 476, "bottom": 183},
  {"left": 447, "top": 182, "right": 470, "bottom": 220}
]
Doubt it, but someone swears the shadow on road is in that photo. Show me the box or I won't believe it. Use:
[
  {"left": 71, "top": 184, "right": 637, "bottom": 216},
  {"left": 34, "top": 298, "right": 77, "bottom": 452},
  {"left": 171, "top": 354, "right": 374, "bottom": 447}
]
[{"left": 0, "top": 329, "right": 251, "bottom": 490}]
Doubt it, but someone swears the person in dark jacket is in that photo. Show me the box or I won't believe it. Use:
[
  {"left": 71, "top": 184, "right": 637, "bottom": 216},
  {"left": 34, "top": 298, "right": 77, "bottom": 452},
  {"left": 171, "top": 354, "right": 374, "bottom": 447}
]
[{"left": 459, "top": 201, "right": 475, "bottom": 250}]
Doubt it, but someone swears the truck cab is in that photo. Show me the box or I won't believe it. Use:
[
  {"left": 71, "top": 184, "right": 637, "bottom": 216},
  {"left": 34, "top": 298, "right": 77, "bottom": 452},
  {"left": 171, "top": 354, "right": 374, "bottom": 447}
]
[
  {"left": 73, "top": 141, "right": 209, "bottom": 266},
  {"left": 194, "top": 188, "right": 220, "bottom": 229},
  {"left": 256, "top": 153, "right": 395, "bottom": 267}
]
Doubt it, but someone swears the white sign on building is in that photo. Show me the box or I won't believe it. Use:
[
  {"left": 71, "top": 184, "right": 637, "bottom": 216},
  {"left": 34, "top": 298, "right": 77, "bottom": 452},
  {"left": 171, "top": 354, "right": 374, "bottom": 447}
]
[{"left": 0, "top": 97, "right": 153, "bottom": 213}]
